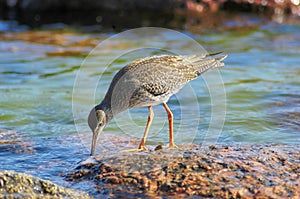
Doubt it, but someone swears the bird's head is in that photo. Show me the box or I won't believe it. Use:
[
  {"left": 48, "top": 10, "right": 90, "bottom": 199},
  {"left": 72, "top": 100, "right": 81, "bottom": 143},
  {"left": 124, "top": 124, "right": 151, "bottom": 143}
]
[{"left": 88, "top": 107, "right": 107, "bottom": 156}]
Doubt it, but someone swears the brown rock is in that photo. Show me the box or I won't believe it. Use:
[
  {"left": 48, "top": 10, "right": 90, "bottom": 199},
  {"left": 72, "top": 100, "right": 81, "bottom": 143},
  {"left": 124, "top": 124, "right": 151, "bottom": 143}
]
[{"left": 65, "top": 144, "right": 300, "bottom": 198}]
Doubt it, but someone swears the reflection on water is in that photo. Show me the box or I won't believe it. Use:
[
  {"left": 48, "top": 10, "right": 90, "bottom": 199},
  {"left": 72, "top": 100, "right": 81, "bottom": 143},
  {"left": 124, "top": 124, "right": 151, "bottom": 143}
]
[{"left": 0, "top": 15, "right": 300, "bottom": 196}]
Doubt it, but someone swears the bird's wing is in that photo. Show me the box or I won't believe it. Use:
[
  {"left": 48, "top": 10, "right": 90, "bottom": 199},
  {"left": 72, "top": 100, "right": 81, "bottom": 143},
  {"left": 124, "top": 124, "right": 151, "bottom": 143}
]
[
  {"left": 140, "top": 82, "right": 169, "bottom": 97},
  {"left": 104, "top": 54, "right": 227, "bottom": 109},
  {"left": 126, "top": 53, "right": 227, "bottom": 80},
  {"left": 182, "top": 53, "right": 227, "bottom": 76},
  {"left": 125, "top": 54, "right": 199, "bottom": 81}
]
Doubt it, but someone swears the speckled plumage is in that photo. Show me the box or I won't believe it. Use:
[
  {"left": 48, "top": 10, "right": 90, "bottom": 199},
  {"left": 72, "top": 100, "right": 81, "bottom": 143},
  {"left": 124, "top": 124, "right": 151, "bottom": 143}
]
[
  {"left": 97, "top": 53, "right": 227, "bottom": 120},
  {"left": 88, "top": 53, "right": 227, "bottom": 155}
]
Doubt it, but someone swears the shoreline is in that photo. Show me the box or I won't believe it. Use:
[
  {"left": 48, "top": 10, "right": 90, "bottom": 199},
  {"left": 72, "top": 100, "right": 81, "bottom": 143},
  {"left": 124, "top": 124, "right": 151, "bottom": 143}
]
[{"left": 1, "top": 128, "right": 299, "bottom": 198}]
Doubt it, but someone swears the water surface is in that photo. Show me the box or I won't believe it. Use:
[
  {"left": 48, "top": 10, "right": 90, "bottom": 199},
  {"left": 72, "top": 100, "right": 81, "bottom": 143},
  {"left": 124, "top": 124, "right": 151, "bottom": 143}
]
[{"left": 0, "top": 16, "right": 299, "bottom": 196}]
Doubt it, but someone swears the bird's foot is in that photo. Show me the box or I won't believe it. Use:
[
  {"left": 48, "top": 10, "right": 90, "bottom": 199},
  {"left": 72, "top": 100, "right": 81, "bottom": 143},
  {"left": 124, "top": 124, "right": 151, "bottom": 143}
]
[
  {"left": 168, "top": 144, "right": 181, "bottom": 150},
  {"left": 138, "top": 145, "right": 147, "bottom": 151},
  {"left": 120, "top": 145, "right": 147, "bottom": 153}
]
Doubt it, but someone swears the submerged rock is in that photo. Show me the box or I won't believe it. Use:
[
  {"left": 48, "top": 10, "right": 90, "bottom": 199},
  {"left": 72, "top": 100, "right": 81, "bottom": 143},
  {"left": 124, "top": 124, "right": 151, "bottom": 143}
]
[
  {"left": 66, "top": 144, "right": 300, "bottom": 198},
  {"left": 0, "top": 170, "right": 92, "bottom": 199}
]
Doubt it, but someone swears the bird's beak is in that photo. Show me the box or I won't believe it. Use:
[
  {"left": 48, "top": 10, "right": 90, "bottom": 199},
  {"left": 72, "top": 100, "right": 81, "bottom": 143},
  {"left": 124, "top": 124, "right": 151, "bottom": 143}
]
[{"left": 90, "top": 125, "right": 104, "bottom": 156}]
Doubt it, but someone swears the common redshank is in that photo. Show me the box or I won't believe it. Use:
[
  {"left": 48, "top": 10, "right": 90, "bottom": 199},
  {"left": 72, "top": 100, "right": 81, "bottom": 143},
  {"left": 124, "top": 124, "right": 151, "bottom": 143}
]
[{"left": 88, "top": 52, "right": 227, "bottom": 155}]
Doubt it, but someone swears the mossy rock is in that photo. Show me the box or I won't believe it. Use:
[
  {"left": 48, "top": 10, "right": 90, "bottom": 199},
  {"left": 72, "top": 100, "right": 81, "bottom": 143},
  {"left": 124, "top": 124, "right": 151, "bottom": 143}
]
[{"left": 0, "top": 170, "right": 92, "bottom": 199}]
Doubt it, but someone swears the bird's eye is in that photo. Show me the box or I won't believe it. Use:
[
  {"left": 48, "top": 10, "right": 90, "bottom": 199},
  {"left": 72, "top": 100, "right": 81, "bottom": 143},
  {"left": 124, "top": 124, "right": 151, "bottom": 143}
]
[{"left": 98, "top": 122, "right": 103, "bottom": 127}]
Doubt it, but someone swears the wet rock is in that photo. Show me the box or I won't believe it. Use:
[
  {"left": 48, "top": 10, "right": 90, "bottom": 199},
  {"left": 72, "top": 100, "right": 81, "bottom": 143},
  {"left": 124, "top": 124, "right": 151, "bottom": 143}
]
[
  {"left": 0, "top": 170, "right": 92, "bottom": 198},
  {"left": 0, "top": 129, "right": 35, "bottom": 154},
  {"left": 66, "top": 144, "right": 300, "bottom": 198}
]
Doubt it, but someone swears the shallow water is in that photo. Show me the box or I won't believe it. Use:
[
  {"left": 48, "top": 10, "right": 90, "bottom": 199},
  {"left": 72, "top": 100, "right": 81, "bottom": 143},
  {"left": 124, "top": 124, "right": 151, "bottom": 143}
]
[{"left": 0, "top": 15, "right": 300, "bottom": 196}]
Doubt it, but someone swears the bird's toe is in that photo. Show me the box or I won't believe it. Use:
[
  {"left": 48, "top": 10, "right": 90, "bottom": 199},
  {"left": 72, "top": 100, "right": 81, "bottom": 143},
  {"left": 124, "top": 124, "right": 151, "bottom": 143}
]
[{"left": 168, "top": 144, "right": 181, "bottom": 150}]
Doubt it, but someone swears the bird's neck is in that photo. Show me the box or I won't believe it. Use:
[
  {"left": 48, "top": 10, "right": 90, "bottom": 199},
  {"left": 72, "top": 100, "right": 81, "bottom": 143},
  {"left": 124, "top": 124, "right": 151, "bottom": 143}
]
[
  {"left": 97, "top": 91, "right": 129, "bottom": 121},
  {"left": 95, "top": 102, "right": 114, "bottom": 122},
  {"left": 96, "top": 100, "right": 126, "bottom": 122}
]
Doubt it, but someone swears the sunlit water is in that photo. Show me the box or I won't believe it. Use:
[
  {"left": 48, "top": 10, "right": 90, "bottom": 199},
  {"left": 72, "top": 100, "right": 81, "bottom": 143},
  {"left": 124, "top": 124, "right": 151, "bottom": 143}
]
[{"left": 0, "top": 17, "right": 299, "bottom": 196}]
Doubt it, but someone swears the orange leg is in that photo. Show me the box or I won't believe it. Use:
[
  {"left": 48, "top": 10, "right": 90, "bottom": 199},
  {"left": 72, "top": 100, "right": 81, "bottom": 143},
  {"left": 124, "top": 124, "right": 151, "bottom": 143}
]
[
  {"left": 138, "top": 106, "right": 154, "bottom": 150},
  {"left": 163, "top": 103, "right": 176, "bottom": 148}
]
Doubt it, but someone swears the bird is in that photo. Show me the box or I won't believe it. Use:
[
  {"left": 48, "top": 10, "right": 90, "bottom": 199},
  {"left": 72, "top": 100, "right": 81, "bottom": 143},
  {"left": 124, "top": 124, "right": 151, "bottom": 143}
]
[{"left": 88, "top": 52, "right": 227, "bottom": 156}]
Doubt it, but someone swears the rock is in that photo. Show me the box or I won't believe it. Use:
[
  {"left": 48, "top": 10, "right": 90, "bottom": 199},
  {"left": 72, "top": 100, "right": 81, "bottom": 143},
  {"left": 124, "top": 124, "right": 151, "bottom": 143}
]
[
  {"left": 66, "top": 144, "right": 300, "bottom": 198},
  {"left": 0, "top": 170, "right": 92, "bottom": 199}
]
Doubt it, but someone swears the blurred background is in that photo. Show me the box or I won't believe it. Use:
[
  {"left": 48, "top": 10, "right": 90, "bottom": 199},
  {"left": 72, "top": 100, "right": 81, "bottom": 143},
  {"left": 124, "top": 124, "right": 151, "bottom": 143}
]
[
  {"left": 0, "top": 0, "right": 300, "bottom": 30},
  {"left": 0, "top": 0, "right": 300, "bottom": 197}
]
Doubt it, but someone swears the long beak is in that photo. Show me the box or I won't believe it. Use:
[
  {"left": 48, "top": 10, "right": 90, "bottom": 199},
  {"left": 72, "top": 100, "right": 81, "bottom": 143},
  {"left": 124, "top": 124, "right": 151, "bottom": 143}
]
[{"left": 90, "top": 126, "right": 104, "bottom": 156}]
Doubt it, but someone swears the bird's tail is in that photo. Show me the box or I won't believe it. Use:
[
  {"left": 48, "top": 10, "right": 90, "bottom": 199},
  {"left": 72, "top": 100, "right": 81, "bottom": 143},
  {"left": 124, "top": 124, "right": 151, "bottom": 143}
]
[{"left": 187, "top": 52, "right": 227, "bottom": 76}]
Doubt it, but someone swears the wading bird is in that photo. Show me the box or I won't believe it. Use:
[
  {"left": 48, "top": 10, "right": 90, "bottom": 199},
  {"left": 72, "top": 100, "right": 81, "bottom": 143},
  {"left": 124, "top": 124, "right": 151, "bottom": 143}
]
[{"left": 88, "top": 53, "right": 227, "bottom": 155}]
